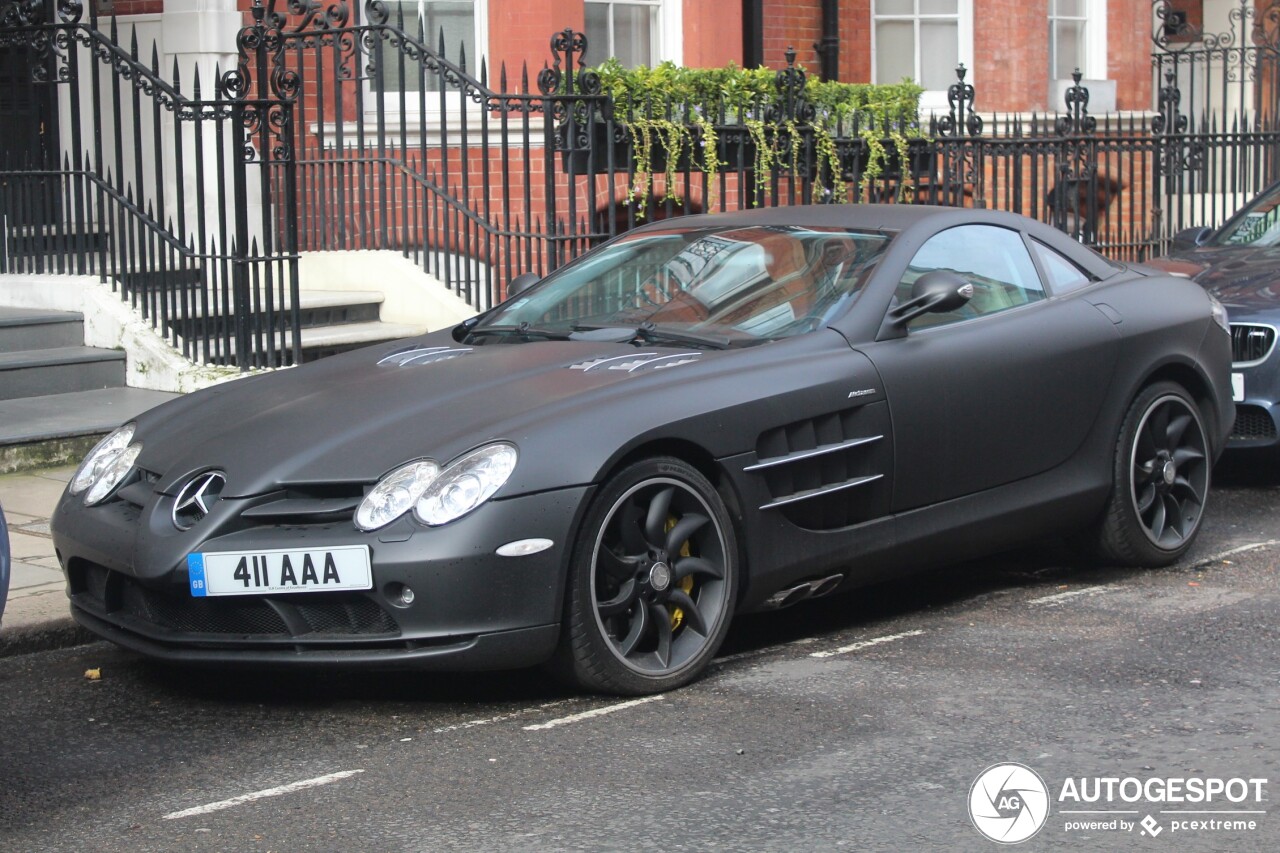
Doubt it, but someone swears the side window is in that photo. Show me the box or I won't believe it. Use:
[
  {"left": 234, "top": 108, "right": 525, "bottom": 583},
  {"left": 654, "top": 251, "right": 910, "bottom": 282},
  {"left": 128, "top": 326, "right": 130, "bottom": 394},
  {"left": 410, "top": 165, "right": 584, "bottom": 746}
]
[
  {"left": 1030, "top": 239, "right": 1094, "bottom": 293},
  {"left": 900, "top": 225, "right": 1046, "bottom": 328}
]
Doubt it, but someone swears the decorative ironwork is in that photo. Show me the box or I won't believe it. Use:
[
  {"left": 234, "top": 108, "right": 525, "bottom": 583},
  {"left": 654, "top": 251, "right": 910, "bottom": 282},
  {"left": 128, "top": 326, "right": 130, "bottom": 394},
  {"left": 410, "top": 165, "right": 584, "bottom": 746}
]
[
  {"left": 1055, "top": 68, "right": 1096, "bottom": 136},
  {"left": 1151, "top": 0, "right": 1280, "bottom": 120},
  {"left": 937, "top": 63, "right": 981, "bottom": 138}
]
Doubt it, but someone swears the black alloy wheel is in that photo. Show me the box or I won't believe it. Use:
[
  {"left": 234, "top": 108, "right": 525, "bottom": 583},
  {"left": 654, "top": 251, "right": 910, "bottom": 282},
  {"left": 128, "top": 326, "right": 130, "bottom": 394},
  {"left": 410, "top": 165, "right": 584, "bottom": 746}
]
[
  {"left": 555, "top": 457, "right": 737, "bottom": 695},
  {"left": 1095, "top": 381, "right": 1210, "bottom": 567}
]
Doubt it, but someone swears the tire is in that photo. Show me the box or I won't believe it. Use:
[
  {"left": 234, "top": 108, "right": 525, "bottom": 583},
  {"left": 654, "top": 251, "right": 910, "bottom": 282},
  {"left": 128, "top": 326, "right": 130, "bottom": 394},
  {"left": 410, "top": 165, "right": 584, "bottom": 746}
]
[
  {"left": 1093, "top": 381, "right": 1211, "bottom": 567},
  {"left": 554, "top": 457, "right": 738, "bottom": 695}
]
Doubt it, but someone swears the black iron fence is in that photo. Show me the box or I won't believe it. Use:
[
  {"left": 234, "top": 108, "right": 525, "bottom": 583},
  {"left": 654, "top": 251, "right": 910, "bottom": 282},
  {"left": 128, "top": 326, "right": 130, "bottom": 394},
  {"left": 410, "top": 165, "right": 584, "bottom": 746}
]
[{"left": 3, "top": 0, "right": 1280, "bottom": 369}]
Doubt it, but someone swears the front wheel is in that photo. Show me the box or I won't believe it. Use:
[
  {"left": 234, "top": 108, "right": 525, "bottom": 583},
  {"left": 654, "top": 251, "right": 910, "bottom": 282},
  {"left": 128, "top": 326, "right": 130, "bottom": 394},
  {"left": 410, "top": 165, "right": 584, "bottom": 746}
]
[
  {"left": 555, "top": 458, "right": 738, "bottom": 695},
  {"left": 1094, "top": 381, "right": 1211, "bottom": 567}
]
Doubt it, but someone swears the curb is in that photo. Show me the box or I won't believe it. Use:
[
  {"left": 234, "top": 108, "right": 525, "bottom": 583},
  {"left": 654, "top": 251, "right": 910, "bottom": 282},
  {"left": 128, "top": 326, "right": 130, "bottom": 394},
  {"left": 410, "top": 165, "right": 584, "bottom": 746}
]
[{"left": 0, "top": 616, "right": 95, "bottom": 659}]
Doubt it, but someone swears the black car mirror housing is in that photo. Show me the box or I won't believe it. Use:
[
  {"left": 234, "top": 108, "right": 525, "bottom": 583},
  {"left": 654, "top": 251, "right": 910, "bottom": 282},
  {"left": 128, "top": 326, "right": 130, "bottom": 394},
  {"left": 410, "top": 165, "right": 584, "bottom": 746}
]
[
  {"left": 507, "top": 272, "right": 540, "bottom": 297},
  {"left": 890, "top": 270, "right": 975, "bottom": 327},
  {"left": 1171, "top": 226, "right": 1213, "bottom": 251}
]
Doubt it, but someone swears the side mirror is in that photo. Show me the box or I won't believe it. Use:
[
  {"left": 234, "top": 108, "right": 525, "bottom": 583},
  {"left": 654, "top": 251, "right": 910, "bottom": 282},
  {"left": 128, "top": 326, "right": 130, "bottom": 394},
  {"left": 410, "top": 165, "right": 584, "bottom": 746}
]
[
  {"left": 1171, "top": 226, "right": 1212, "bottom": 251},
  {"left": 890, "top": 270, "right": 974, "bottom": 326},
  {"left": 507, "top": 272, "right": 540, "bottom": 298}
]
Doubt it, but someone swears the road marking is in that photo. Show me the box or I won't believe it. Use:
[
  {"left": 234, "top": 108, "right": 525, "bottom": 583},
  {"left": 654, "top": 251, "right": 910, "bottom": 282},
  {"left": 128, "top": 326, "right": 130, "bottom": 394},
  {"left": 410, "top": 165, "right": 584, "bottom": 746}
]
[
  {"left": 809, "top": 629, "right": 926, "bottom": 659},
  {"left": 163, "top": 770, "right": 365, "bottom": 820},
  {"left": 1028, "top": 585, "right": 1113, "bottom": 607},
  {"left": 1186, "top": 539, "right": 1280, "bottom": 569},
  {"left": 432, "top": 699, "right": 579, "bottom": 734},
  {"left": 713, "top": 637, "right": 819, "bottom": 667},
  {"left": 523, "top": 695, "right": 664, "bottom": 731}
]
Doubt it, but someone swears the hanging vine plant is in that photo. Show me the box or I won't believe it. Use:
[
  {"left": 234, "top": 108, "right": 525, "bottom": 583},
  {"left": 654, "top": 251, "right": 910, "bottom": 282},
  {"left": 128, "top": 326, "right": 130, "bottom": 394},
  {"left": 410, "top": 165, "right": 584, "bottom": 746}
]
[{"left": 588, "top": 58, "right": 925, "bottom": 210}]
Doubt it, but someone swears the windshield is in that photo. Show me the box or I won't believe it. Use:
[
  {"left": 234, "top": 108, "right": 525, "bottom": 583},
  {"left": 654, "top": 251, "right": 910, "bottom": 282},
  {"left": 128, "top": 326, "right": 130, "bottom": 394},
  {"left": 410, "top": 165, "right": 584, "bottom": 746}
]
[
  {"left": 475, "top": 224, "right": 890, "bottom": 347},
  {"left": 1211, "top": 184, "right": 1280, "bottom": 247}
]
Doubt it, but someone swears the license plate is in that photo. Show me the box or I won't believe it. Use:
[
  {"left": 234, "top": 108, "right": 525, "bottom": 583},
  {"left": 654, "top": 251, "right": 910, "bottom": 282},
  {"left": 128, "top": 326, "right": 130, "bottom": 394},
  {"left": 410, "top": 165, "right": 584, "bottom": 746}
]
[
  {"left": 1232, "top": 372, "right": 1245, "bottom": 402},
  {"left": 187, "top": 545, "right": 372, "bottom": 597}
]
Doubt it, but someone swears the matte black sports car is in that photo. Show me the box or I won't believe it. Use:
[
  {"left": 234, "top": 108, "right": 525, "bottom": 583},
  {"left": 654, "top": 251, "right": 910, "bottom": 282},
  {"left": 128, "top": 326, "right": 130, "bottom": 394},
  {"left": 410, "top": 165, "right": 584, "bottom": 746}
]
[
  {"left": 51, "top": 206, "right": 1234, "bottom": 695},
  {"left": 1151, "top": 181, "right": 1280, "bottom": 451}
]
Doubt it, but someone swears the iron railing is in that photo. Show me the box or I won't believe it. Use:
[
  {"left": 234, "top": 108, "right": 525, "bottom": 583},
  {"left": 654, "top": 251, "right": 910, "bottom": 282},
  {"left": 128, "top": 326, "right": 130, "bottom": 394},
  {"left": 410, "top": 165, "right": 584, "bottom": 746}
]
[{"left": 3, "top": 0, "right": 1280, "bottom": 371}]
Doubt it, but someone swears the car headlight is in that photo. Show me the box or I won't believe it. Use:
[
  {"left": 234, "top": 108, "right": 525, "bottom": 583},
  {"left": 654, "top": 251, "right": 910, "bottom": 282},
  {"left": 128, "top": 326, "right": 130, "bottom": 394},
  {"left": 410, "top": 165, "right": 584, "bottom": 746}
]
[
  {"left": 69, "top": 424, "right": 143, "bottom": 506},
  {"left": 1207, "top": 292, "right": 1230, "bottom": 333},
  {"left": 354, "top": 459, "right": 441, "bottom": 531},
  {"left": 415, "top": 443, "right": 518, "bottom": 527}
]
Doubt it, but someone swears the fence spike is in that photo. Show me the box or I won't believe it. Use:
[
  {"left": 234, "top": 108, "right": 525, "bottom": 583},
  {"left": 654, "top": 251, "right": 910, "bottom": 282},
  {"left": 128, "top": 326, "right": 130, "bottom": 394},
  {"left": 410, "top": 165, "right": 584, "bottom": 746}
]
[
  {"left": 172, "top": 57, "right": 181, "bottom": 93},
  {"left": 130, "top": 27, "right": 139, "bottom": 60},
  {"left": 438, "top": 25, "right": 446, "bottom": 58},
  {"left": 521, "top": 62, "right": 529, "bottom": 94},
  {"left": 499, "top": 62, "right": 508, "bottom": 90},
  {"left": 480, "top": 56, "right": 487, "bottom": 86},
  {"left": 460, "top": 40, "right": 468, "bottom": 73},
  {"left": 193, "top": 65, "right": 201, "bottom": 99}
]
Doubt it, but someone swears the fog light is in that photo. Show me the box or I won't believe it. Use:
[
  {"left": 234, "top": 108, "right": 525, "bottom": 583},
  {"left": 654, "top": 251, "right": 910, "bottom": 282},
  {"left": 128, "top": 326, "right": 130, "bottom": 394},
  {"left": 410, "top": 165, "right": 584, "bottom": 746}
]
[{"left": 385, "top": 582, "right": 416, "bottom": 607}]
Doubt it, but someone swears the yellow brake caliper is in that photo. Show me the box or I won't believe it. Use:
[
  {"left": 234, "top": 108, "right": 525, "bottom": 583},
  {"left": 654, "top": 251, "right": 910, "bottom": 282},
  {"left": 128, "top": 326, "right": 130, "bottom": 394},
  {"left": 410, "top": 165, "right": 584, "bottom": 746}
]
[{"left": 665, "top": 517, "right": 695, "bottom": 631}]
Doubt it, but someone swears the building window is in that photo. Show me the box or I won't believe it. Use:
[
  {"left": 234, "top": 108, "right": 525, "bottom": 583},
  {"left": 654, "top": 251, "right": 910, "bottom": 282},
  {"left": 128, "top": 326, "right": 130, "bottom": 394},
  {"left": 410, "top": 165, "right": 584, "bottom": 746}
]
[
  {"left": 1049, "top": 0, "right": 1107, "bottom": 81},
  {"left": 585, "top": 0, "right": 681, "bottom": 68},
  {"left": 378, "top": 0, "right": 483, "bottom": 92},
  {"left": 1049, "top": 0, "right": 1086, "bottom": 80},
  {"left": 872, "top": 0, "right": 972, "bottom": 93}
]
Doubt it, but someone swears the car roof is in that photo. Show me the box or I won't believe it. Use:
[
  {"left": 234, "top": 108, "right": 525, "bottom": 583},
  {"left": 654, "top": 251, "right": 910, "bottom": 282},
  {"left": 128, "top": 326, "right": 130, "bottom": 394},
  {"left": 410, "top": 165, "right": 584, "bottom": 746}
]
[{"left": 626, "top": 203, "right": 1035, "bottom": 235}]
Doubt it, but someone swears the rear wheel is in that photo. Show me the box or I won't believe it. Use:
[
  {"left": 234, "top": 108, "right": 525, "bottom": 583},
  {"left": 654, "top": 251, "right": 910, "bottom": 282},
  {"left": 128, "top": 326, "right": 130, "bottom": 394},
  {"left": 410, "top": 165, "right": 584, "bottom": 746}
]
[
  {"left": 555, "top": 458, "right": 737, "bottom": 695},
  {"left": 1094, "top": 382, "right": 1210, "bottom": 567}
]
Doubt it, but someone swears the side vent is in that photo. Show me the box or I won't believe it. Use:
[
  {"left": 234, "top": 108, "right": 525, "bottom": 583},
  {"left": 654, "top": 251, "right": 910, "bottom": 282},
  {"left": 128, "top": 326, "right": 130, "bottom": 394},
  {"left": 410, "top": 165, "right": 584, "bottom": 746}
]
[{"left": 749, "top": 405, "right": 890, "bottom": 530}]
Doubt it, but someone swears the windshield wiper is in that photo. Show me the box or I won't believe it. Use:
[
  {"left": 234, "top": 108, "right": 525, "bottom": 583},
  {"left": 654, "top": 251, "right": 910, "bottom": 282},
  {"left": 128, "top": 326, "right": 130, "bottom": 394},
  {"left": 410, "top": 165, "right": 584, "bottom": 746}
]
[
  {"left": 466, "top": 322, "right": 573, "bottom": 342},
  {"left": 572, "top": 322, "right": 731, "bottom": 350}
]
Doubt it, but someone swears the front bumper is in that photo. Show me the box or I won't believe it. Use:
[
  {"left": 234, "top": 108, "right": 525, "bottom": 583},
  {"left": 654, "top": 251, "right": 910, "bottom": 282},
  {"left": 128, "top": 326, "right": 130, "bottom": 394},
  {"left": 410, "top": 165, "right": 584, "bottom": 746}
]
[
  {"left": 52, "top": 485, "right": 590, "bottom": 669},
  {"left": 1227, "top": 360, "right": 1280, "bottom": 450}
]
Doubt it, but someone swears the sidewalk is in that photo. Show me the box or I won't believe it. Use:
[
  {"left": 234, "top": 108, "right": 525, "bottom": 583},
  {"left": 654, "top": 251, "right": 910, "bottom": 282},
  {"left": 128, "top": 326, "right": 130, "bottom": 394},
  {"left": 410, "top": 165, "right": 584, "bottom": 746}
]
[{"left": 0, "top": 465, "right": 94, "bottom": 656}]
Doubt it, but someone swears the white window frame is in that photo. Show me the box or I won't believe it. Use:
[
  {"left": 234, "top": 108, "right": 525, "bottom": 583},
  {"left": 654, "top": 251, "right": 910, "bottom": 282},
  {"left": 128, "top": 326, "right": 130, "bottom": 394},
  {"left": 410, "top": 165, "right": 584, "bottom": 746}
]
[
  {"left": 368, "top": 0, "right": 490, "bottom": 120},
  {"left": 1049, "top": 0, "right": 1107, "bottom": 82},
  {"left": 584, "top": 0, "right": 683, "bottom": 66},
  {"left": 871, "top": 0, "right": 973, "bottom": 115}
]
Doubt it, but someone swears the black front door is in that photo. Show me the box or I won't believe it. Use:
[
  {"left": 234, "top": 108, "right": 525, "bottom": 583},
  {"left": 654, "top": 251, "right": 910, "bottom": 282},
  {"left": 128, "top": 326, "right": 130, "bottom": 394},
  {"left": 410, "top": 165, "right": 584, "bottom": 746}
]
[{"left": 0, "top": 33, "right": 61, "bottom": 223}]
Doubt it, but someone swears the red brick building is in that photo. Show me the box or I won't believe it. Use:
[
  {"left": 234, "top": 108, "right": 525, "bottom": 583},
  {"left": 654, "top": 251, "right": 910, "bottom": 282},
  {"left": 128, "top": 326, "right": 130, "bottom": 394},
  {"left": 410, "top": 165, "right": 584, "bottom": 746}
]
[{"left": 97, "top": 1, "right": 1156, "bottom": 113}]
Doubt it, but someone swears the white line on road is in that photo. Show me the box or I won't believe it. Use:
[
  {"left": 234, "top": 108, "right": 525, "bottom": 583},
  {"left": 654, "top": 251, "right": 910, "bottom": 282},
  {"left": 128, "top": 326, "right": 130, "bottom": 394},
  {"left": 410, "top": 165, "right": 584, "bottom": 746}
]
[
  {"left": 162, "top": 770, "right": 365, "bottom": 820},
  {"left": 1027, "top": 585, "right": 1113, "bottom": 607},
  {"left": 523, "top": 695, "right": 664, "bottom": 731},
  {"left": 432, "top": 699, "right": 580, "bottom": 734},
  {"left": 713, "top": 637, "right": 819, "bottom": 667},
  {"left": 1186, "top": 540, "right": 1280, "bottom": 569},
  {"left": 809, "top": 629, "right": 926, "bottom": 659}
]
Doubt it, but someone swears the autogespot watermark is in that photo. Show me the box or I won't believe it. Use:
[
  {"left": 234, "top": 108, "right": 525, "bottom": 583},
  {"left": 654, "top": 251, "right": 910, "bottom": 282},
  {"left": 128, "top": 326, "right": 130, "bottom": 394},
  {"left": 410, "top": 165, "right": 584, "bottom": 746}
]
[{"left": 967, "top": 765, "right": 1269, "bottom": 844}]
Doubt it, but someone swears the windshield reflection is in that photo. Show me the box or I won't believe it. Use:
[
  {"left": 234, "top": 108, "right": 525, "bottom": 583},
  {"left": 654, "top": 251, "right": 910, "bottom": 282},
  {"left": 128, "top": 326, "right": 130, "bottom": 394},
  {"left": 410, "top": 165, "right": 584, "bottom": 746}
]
[{"left": 477, "top": 224, "right": 890, "bottom": 347}]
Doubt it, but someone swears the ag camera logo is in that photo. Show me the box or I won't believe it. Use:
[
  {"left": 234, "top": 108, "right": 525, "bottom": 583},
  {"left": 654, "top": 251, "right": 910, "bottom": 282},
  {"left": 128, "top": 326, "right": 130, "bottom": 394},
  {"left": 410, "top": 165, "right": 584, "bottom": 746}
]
[{"left": 969, "top": 763, "right": 1051, "bottom": 844}]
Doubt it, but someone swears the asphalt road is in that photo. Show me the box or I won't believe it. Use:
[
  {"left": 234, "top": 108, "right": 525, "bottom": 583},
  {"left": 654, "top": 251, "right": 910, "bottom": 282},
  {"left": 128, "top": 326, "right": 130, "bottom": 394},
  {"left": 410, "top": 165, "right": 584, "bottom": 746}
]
[{"left": 1, "top": 467, "right": 1277, "bottom": 852}]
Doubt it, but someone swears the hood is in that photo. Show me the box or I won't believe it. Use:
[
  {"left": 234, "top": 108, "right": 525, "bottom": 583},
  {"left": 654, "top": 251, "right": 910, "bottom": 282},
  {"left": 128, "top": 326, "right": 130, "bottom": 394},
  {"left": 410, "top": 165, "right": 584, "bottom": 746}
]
[
  {"left": 1153, "top": 244, "right": 1280, "bottom": 314},
  {"left": 133, "top": 331, "right": 713, "bottom": 498}
]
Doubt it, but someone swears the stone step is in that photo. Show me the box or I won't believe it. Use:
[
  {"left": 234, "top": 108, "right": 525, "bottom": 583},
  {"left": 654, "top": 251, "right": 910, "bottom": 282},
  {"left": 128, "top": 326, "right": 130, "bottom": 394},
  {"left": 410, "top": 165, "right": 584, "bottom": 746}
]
[
  {"left": 0, "top": 346, "right": 127, "bottom": 402},
  {"left": 194, "top": 319, "right": 425, "bottom": 365},
  {"left": 0, "top": 308, "right": 86, "bottom": 353},
  {"left": 0, "top": 387, "right": 179, "bottom": 474},
  {"left": 167, "top": 289, "right": 385, "bottom": 331}
]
